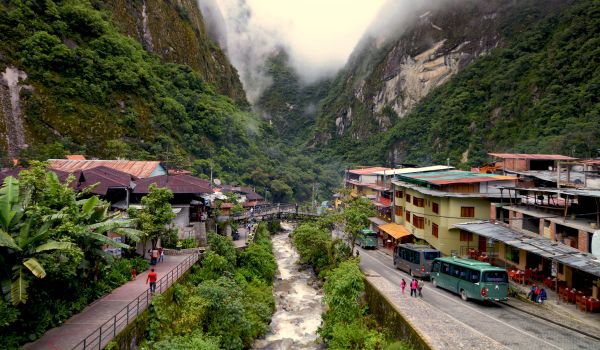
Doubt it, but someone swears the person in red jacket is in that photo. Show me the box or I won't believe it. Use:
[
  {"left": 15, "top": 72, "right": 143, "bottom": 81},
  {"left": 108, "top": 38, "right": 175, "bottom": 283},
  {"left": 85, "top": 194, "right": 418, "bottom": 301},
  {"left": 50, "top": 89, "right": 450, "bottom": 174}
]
[{"left": 146, "top": 268, "right": 158, "bottom": 294}]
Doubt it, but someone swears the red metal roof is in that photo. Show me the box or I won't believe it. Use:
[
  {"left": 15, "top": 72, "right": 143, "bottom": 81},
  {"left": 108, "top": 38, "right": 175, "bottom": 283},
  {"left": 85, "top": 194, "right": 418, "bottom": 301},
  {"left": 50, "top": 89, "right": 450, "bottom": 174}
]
[
  {"left": 66, "top": 154, "right": 86, "bottom": 160},
  {"left": 133, "top": 175, "right": 213, "bottom": 194},
  {"left": 348, "top": 167, "right": 391, "bottom": 175},
  {"left": 78, "top": 166, "right": 134, "bottom": 195},
  {"left": 582, "top": 159, "right": 600, "bottom": 165},
  {"left": 488, "top": 153, "right": 577, "bottom": 160},
  {"left": 49, "top": 159, "right": 164, "bottom": 178}
]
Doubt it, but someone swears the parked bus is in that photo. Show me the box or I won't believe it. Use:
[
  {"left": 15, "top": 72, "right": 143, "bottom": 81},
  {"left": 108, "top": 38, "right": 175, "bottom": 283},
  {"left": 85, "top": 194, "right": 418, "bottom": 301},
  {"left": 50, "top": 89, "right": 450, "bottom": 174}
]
[
  {"left": 393, "top": 244, "right": 440, "bottom": 279},
  {"left": 431, "top": 257, "right": 508, "bottom": 302},
  {"left": 355, "top": 228, "right": 378, "bottom": 249}
]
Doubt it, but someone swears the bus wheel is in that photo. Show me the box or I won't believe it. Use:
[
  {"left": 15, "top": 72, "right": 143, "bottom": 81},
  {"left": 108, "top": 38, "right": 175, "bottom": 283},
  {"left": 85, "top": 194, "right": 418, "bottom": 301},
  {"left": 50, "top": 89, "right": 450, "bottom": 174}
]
[
  {"left": 460, "top": 289, "right": 468, "bottom": 301},
  {"left": 432, "top": 279, "right": 437, "bottom": 288}
]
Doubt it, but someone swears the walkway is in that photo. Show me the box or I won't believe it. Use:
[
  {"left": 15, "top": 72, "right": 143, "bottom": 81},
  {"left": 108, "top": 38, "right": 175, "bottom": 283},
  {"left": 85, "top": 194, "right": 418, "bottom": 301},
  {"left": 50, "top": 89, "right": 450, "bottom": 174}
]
[{"left": 23, "top": 253, "right": 198, "bottom": 350}]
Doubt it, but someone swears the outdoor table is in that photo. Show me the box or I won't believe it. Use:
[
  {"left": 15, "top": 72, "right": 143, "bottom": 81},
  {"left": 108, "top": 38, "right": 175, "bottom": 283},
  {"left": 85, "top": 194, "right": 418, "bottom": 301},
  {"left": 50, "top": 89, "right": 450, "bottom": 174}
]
[{"left": 544, "top": 277, "right": 554, "bottom": 289}]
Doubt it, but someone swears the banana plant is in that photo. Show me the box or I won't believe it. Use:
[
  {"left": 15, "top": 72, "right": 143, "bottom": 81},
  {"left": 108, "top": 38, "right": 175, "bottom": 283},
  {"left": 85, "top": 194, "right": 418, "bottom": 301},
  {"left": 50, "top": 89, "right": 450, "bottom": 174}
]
[{"left": 0, "top": 176, "right": 77, "bottom": 305}]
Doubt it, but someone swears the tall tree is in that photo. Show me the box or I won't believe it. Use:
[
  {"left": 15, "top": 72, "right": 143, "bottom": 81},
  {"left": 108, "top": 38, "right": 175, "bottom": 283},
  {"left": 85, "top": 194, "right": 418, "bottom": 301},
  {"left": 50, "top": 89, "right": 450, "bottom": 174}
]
[
  {"left": 128, "top": 184, "right": 176, "bottom": 256},
  {"left": 342, "top": 197, "right": 375, "bottom": 255}
]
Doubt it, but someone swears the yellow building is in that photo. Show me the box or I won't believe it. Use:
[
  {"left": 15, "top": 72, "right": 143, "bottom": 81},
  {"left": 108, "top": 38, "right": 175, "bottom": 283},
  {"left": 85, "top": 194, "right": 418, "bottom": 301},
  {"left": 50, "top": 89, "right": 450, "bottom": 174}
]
[{"left": 392, "top": 169, "right": 516, "bottom": 256}]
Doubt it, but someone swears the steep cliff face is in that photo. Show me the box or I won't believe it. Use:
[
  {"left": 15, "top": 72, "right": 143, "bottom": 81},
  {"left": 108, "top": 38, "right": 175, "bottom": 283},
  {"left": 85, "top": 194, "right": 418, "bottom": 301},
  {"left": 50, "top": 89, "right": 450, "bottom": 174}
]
[
  {"left": 101, "top": 0, "right": 247, "bottom": 105},
  {"left": 314, "top": 0, "right": 566, "bottom": 145}
]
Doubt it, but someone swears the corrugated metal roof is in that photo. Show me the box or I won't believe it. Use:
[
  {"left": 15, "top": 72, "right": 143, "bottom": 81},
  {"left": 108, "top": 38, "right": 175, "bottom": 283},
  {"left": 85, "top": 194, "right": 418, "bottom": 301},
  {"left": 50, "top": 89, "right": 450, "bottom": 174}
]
[
  {"left": 399, "top": 170, "right": 516, "bottom": 185},
  {"left": 454, "top": 221, "right": 600, "bottom": 278},
  {"left": 488, "top": 153, "right": 577, "bottom": 160},
  {"left": 373, "top": 165, "right": 454, "bottom": 175},
  {"left": 368, "top": 217, "right": 388, "bottom": 226},
  {"left": 133, "top": 175, "right": 212, "bottom": 194},
  {"left": 66, "top": 154, "right": 86, "bottom": 160},
  {"left": 78, "top": 166, "right": 134, "bottom": 195},
  {"left": 348, "top": 167, "right": 391, "bottom": 175},
  {"left": 392, "top": 180, "right": 510, "bottom": 198},
  {"left": 49, "top": 159, "right": 165, "bottom": 178}
]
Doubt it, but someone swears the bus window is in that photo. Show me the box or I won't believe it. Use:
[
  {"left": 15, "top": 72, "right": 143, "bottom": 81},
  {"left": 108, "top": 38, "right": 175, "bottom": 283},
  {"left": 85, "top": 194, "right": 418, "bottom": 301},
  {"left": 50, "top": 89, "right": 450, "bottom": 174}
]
[
  {"left": 424, "top": 252, "right": 440, "bottom": 260},
  {"left": 432, "top": 261, "right": 440, "bottom": 272},
  {"left": 413, "top": 252, "right": 420, "bottom": 265},
  {"left": 451, "top": 265, "right": 462, "bottom": 278},
  {"left": 442, "top": 262, "right": 450, "bottom": 274},
  {"left": 482, "top": 271, "right": 508, "bottom": 283},
  {"left": 470, "top": 270, "right": 480, "bottom": 283}
]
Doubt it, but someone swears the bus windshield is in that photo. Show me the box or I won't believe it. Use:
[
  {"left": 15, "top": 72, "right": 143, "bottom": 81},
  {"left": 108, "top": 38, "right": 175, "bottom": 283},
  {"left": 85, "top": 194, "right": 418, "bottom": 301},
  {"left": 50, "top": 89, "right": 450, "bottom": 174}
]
[
  {"left": 482, "top": 271, "right": 508, "bottom": 283},
  {"left": 424, "top": 252, "right": 441, "bottom": 260}
]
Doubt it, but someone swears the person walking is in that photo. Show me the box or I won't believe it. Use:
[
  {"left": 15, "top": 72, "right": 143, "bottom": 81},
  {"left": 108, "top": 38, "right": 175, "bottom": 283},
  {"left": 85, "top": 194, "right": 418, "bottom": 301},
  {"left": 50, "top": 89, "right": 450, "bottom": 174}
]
[
  {"left": 146, "top": 268, "right": 158, "bottom": 294},
  {"left": 418, "top": 279, "right": 423, "bottom": 297},
  {"left": 158, "top": 247, "right": 164, "bottom": 263},
  {"left": 410, "top": 278, "right": 418, "bottom": 297},
  {"left": 150, "top": 248, "right": 159, "bottom": 265},
  {"left": 131, "top": 266, "right": 137, "bottom": 280},
  {"left": 401, "top": 279, "right": 406, "bottom": 295}
]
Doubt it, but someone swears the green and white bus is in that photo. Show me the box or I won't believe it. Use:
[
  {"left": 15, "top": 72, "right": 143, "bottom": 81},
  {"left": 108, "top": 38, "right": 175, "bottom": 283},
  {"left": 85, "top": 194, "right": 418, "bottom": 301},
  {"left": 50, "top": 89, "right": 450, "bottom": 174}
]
[
  {"left": 355, "top": 228, "right": 378, "bottom": 249},
  {"left": 431, "top": 257, "right": 508, "bottom": 302}
]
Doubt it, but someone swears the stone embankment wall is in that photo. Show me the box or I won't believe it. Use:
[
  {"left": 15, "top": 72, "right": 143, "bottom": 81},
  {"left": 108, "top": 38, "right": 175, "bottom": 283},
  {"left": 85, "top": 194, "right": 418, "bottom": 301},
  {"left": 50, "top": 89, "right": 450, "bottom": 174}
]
[
  {"left": 363, "top": 278, "right": 433, "bottom": 350},
  {"left": 363, "top": 271, "right": 506, "bottom": 350}
]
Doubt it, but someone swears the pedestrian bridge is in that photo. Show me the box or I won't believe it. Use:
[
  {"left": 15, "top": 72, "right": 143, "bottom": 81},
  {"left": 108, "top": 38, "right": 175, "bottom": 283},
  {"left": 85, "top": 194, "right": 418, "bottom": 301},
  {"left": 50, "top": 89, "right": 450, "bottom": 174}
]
[{"left": 227, "top": 204, "right": 321, "bottom": 222}]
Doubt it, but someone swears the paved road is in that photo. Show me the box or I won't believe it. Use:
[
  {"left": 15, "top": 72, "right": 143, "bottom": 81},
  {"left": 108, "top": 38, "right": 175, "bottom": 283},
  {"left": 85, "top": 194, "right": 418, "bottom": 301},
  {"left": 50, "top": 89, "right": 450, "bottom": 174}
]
[{"left": 357, "top": 246, "right": 600, "bottom": 350}]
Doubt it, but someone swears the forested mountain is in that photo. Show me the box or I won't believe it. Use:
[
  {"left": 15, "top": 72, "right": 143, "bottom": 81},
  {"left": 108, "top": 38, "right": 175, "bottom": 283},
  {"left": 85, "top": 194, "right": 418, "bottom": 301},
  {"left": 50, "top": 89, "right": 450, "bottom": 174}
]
[
  {"left": 312, "top": 0, "right": 600, "bottom": 167},
  {"left": 0, "top": 0, "right": 339, "bottom": 202}
]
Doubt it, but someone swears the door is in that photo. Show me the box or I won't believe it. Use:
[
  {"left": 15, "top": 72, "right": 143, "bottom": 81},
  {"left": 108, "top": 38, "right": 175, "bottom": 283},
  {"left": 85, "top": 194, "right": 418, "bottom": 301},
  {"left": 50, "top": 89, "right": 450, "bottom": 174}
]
[{"left": 478, "top": 236, "right": 487, "bottom": 253}]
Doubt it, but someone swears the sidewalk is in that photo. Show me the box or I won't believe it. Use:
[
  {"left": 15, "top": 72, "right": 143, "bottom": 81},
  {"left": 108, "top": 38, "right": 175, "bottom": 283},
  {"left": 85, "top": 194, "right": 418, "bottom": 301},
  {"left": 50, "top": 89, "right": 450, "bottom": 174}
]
[
  {"left": 509, "top": 282, "right": 600, "bottom": 336},
  {"left": 23, "top": 254, "right": 194, "bottom": 350}
]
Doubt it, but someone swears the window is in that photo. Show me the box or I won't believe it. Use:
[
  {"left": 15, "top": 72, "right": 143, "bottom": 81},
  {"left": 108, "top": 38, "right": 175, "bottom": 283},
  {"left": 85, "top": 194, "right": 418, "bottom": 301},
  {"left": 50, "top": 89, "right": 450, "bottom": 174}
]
[
  {"left": 469, "top": 270, "right": 481, "bottom": 283},
  {"left": 482, "top": 271, "right": 507, "bottom": 283},
  {"left": 441, "top": 262, "right": 450, "bottom": 274},
  {"left": 413, "top": 197, "right": 424, "bottom": 207},
  {"left": 459, "top": 230, "right": 473, "bottom": 241},
  {"left": 424, "top": 251, "right": 440, "bottom": 260},
  {"left": 413, "top": 215, "right": 424, "bottom": 229},
  {"left": 432, "top": 202, "right": 439, "bottom": 214},
  {"left": 395, "top": 206, "right": 403, "bottom": 216},
  {"left": 432, "top": 261, "right": 440, "bottom": 272},
  {"left": 461, "top": 206, "right": 475, "bottom": 217},
  {"left": 406, "top": 210, "right": 411, "bottom": 223},
  {"left": 405, "top": 193, "right": 411, "bottom": 202},
  {"left": 432, "top": 223, "right": 439, "bottom": 238},
  {"left": 395, "top": 191, "right": 403, "bottom": 198}
]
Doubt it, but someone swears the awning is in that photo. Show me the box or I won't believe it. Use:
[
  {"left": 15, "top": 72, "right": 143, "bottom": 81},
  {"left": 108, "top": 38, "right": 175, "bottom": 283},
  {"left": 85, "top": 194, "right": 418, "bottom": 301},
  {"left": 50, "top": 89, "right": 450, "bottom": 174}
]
[
  {"left": 378, "top": 223, "right": 411, "bottom": 240},
  {"left": 454, "top": 221, "right": 600, "bottom": 278}
]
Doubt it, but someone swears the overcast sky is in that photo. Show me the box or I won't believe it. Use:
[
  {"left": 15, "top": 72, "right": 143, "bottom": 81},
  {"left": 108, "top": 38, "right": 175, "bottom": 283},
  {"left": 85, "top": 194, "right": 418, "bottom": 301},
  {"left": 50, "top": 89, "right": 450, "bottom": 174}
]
[{"left": 243, "top": 0, "right": 386, "bottom": 77}]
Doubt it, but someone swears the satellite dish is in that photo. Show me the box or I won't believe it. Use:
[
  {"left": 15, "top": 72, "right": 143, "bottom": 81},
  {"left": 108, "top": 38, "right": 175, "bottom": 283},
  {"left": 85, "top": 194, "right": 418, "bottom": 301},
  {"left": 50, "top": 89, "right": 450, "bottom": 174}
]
[{"left": 213, "top": 178, "right": 221, "bottom": 186}]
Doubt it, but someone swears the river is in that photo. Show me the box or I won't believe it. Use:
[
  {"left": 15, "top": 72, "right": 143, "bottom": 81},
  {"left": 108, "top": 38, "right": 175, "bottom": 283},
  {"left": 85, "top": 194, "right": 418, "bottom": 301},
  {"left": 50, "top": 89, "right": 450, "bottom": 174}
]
[{"left": 253, "top": 225, "right": 325, "bottom": 350}]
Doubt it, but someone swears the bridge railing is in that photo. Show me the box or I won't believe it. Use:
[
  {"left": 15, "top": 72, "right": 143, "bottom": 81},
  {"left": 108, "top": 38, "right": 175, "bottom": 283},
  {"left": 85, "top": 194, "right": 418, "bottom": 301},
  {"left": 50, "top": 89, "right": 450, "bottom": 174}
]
[
  {"left": 231, "top": 203, "right": 320, "bottom": 221},
  {"left": 71, "top": 253, "right": 199, "bottom": 350}
]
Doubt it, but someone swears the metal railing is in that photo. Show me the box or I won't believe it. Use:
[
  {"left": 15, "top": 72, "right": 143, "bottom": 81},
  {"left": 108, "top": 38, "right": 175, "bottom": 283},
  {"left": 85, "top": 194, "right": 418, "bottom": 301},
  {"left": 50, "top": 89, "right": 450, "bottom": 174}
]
[
  {"left": 72, "top": 253, "right": 199, "bottom": 350},
  {"left": 231, "top": 204, "right": 320, "bottom": 220}
]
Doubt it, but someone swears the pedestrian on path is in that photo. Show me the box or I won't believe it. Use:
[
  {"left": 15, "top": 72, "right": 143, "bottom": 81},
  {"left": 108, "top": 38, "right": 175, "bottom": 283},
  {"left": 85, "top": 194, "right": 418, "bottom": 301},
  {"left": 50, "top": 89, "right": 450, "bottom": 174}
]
[
  {"left": 410, "top": 278, "right": 418, "bottom": 297},
  {"left": 418, "top": 279, "right": 423, "bottom": 297},
  {"left": 131, "top": 266, "right": 137, "bottom": 280},
  {"left": 401, "top": 278, "right": 406, "bottom": 295},
  {"left": 159, "top": 247, "right": 164, "bottom": 263},
  {"left": 147, "top": 268, "right": 158, "bottom": 294},
  {"left": 150, "top": 248, "right": 159, "bottom": 265}
]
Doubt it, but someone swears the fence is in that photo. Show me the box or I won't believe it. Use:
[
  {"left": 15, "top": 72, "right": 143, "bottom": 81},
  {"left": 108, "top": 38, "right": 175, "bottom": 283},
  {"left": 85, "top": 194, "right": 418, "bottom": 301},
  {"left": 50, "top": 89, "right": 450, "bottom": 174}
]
[{"left": 71, "top": 253, "right": 199, "bottom": 350}]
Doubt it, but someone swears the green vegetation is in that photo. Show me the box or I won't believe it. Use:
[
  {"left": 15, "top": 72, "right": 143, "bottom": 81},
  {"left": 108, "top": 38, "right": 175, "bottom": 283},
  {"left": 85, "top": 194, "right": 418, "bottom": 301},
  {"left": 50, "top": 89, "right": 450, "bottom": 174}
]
[
  {"left": 0, "top": 165, "right": 146, "bottom": 349},
  {"left": 292, "top": 211, "right": 411, "bottom": 349},
  {"left": 128, "top": 184, "right": 176, "bottom": 256},
  {"left": 316, "top": 0, "right": 600, "bottom": 167},
  {"left": 0, "top": 0, "right": 340, "bottom": 203},
  {"left": 143, "top": 223, "right": 276, "bottom": 349}
]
